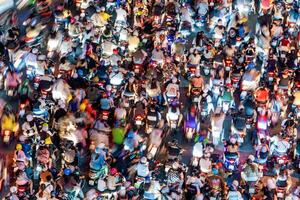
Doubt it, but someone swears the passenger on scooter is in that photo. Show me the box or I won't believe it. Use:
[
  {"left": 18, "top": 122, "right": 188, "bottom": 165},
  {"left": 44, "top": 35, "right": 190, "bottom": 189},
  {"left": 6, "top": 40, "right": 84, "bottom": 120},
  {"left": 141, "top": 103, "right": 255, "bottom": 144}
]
[
  {"left": 90, "top": 144, "right": 107, "bottom": 171},
  {"left": 227, "top": 180, "right": 243, "bottom": 200},
  {"left": 188, "top": 69, "right": 204, "bottom": 96},
  {"left": 241, "top": 155, "right": 260, "bottom": 182},
  {"left": 136, "top": 157, "right": 150, "bottom": 178},
  {"left": 164, "top": 77, "right": 180, "bottom": 102}
]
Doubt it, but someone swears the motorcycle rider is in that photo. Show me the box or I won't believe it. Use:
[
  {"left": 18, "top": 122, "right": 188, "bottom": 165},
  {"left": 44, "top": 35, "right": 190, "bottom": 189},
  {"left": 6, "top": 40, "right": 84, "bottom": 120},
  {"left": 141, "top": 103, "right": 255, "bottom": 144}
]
[
  {"left": 227, "top": 180, "right": 243, "bottom": 200},
  {"left": 188, "top": 69, "right": 204, "bottom": 96},
  {"left": 164, "top": 76, "right": 180, "bottom": 103},
  {"left": 90, "top": 143, "right": 107, "bottom": 172},
  {"left": 136, "top": 157, "right": 150, "bottom": 178}
]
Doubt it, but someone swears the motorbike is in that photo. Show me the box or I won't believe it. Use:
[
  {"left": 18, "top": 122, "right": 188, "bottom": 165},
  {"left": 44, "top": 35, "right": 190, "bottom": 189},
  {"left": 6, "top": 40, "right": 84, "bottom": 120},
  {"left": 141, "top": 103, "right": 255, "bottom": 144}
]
[
  {"left": 1, "top": 129, "right": 13, "bottom": 145},
  {"left": 231, "top": 115, "right": 246, "bottom": 144},
  {"left": 223, "top": 151, "right": 239, "bottom": 171},
  {"left": 191, "top": 141, "right": 203, "bottom": 168},
  {"left": 88, "top": 165, "right": 109, "bottom": 186},
  {"left": 256, "top": 115, "right": 269, "bottom": 145},
  {"left": 254, "top": 87, "right": 269, "bottom": 116},
  {"left": 166, "top": 102, "right": 181, "bottom": 130}
]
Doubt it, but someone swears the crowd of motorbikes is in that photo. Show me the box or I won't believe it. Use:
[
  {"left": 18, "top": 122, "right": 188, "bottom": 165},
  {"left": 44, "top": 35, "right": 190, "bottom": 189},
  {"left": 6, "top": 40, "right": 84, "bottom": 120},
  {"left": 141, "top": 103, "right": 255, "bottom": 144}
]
[{"left": 0, "top": 0, "right": 300, "bottom": 199}]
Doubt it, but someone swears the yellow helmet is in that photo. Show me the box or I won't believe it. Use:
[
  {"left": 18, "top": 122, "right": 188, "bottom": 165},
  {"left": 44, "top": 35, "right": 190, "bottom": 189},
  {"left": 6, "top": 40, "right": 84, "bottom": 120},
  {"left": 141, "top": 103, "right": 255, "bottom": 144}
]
[
  {"left": 16, "top": 144, "right": 22, "bottom": 150},
  {"left": 79, "top": 103, "right": 86, "bottom": 112},
  {"left": 45, "top": 137, "right": 52, "bottom": 145}
]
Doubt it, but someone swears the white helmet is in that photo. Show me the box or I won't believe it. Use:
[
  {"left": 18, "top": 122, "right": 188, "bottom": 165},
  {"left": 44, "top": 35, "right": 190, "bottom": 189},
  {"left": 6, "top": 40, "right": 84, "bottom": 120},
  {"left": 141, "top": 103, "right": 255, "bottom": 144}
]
[
  {"left": 172, "top": 77, "right": 177, "bottom": 83},
  {"left": 26, "top": 114, "right": 33, "bottom": 122},
  {"left": 248, "top": 154, "right": 255, "bottom": 162}
]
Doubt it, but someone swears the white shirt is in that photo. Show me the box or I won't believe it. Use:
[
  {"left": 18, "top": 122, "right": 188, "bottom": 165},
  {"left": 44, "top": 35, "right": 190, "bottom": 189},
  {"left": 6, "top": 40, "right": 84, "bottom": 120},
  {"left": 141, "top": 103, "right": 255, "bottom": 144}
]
[
  {"left": 116, "top": 8, "right": 127, "bottom": 22},
  {"left": 136, "top": 163, "right": 150, "bottom": 177}
]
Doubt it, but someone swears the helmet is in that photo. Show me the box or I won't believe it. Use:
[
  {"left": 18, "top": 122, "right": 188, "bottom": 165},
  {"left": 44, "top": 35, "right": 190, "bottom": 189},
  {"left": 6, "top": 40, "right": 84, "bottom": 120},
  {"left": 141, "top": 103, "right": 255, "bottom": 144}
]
[
  {"left": 16, "top": 143, "right": 22, "bottom": 150},
  {"left": 95, "top": 143, "right": 105, "bottom": 153},
  {"left": 248, "top": 154, "right": 255, "bottom": 162},
  {"left": 45, "top": 137, "right": 52, "bottom": 145},
  {"left": 26, "top": 114, "right": 33, "bottom": 122},
  {"left": 172, "top": 77, "right": 177, "bottom": 83},
  {"left": 79, "top": 103, "right": 86, "bottom": 112},
  {"left": 64, "top": 168, "right": 72, "bottom": 176},
  {"left": 172, "top": 162, "right": 179, "bottom": 169},
  {"left": 140, "top": 156, "right": 147, "bottom": 164},
  {"left": 106, "top": 84, "right": 112, "bottom": 91},
  {"left": 232, "top": 180, "right": 239, "bottom": 188},
  {"left": 110, "top": 168, "right": 117, "bottom": 175}
]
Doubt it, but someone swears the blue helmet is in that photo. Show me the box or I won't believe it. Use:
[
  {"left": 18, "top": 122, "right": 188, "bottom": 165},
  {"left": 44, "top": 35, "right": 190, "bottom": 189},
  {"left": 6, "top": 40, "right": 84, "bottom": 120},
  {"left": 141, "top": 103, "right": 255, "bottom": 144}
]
[{"left": 63, "top": 168, "right": 72, "bottom": 176}]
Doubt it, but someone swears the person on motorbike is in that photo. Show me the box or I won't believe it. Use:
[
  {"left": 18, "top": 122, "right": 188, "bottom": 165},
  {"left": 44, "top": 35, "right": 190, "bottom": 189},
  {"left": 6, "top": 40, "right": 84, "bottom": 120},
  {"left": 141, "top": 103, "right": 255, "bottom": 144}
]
[
  {"left": 90, "top": 143, "right": 107, "bottom": 171},
  {"left": 164, "top": 76, "right": 180, "bottom": 103},
  {"left": 225, "top": 136, "right": 239, "bottom": 155},
  {"left": 255, "top": 137, "right": 270, "bottom": 161},
  {"left": 105, "top": 168, "right": 124, "bottom": 199},
  {"left": 136, "top": 157, "right": 150, "bottom": 178},
  {"left": 122, "top": 76, "right": 138, "bottom": 105},
  {"left": 227, "top": 180, "right": 243, "bottom": 200},
  {"left": 123, "top": 127, "right": 141, "bottom": 152},
  {"left": 4, "top": 68, "right": 20, "bottom": 92},
  {"left": 184, "top": 105, "right": 200, "bottom": 135},
  {"left": 188, "top": 69, "right": 204, "bottom": 96},
  {"left": 146, "top": 104, "right": 161, "bottom": 128},
  {"left": 151, "top": 45, "right": 165, "bottom": 66},
  {"left": 15, "top": 170, "right": 33, "bottom": 195},
  {"left": 91, "top": 7, "right": 111, "bottom": 29},
  {"left": 13, "top": 144, "right": 29, "bottom": 172},
  {"left": 1, "top": 106, "right": 18, "bottom": 133},
  {"left": 58, "top": 169, "right": 84, "bottom": 199},
  {"left": 276, "top": 168, "right": 289, "bottom": 188},
  {"left": 241, "top": 155, "right": 260, "bottom": 184},
  {"left": 146, "top": 78, "right": 162, "bottom": 104},
  {"left": 199, "top": 152, "right": 212, "bottom": 174}
]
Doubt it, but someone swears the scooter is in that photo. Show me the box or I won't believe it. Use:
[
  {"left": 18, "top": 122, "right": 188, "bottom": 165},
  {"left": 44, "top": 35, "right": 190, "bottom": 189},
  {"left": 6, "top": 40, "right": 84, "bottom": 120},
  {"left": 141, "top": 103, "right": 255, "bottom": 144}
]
[
  {"left": 88, "top": 165, "right": 109, "bottom": 186},
  {"left": 1, "top": 129, "right": 13, "bottom": 145},
  {"left": 223, "top": 152, "right": 239, "bottom": 171},
  {"left": 191, "top": 141, "right": 203, "bottom": 168}
]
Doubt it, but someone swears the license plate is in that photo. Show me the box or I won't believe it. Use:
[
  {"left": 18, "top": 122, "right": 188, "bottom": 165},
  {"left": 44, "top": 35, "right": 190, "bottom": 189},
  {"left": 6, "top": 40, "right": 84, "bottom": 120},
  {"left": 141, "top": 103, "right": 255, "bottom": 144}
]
[
  {"left": 88, "top": 180, "right": 94, "bottom": 185},
  {"left": 249, "top": 188, "right": 255, "bottom": 194},
  {"left": 233, "top": 83, "right": 238, "bottom": 88},
  {"left": 277, "top": 193, "right": 284, "bottom": 198},
  {"left": 257, "top": 107, "right": 262, "bottom": 112},
  {"left": 136, "top": 120, "right": 142, "bottom": 125},
  {"left": 228, "top": 165, "right": 234, "bottom": 170},
  {"left": 225, "top": 67, "right": 230, "bottom": 71},
  {"left": 171, "top": 123, "right": 176, "bottom": 128},
  {"left": 280, "top": 54, "right": 285, "bottom": 58},
  {"left": 201, "top": 112, "right": 207, "bottom": 116},
  {"left": 278, "top": 159, "right": 284, "bottom": 164},
  {"left": 269, "top": 77, "right": 273, "bottom": 82},
  {"left": 3, "top": 135, "right": 9, "bottom": 143},
  {"left": 8, "top": 90, "right": 13, "bottom": 96},
  {"left": 193, "top": 97, "right": 199, "bottom": 102},
  {"left": 246, "top": 124, "right": 251, "bottom": 129}
]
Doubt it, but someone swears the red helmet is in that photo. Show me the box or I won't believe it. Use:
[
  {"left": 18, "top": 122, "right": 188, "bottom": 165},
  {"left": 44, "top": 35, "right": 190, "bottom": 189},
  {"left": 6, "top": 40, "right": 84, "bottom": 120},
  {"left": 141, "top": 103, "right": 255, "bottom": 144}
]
[{"left": 110, "top": 168, "right": 117, "bottom": 175}]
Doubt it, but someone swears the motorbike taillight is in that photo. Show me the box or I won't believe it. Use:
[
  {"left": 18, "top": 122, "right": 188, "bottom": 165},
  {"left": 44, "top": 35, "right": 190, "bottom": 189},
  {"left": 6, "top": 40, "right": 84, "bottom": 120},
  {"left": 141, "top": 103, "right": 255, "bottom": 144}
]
[
  {"left": 102, "top": 111, "right": 109, "bottom": 116},
  {"left": 4, "top": 130, "right": 10, "bottom": 136},
  {"left": 18, "top": 187, "right": 26, "bottom": 192},
  {"left": 268, "top": 72, "right": 275, "bottom": 77},
  {"left": 20, "top": 104, "right": 25, "bottom": 109}
]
